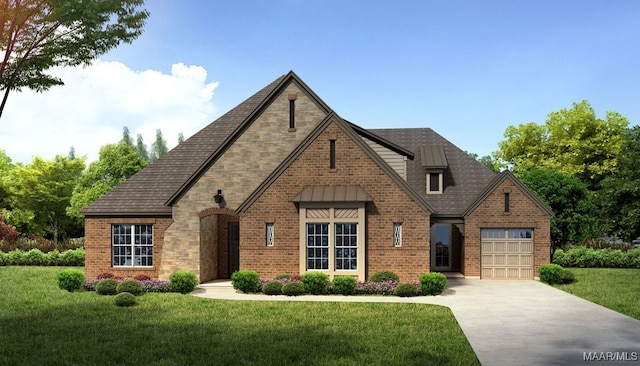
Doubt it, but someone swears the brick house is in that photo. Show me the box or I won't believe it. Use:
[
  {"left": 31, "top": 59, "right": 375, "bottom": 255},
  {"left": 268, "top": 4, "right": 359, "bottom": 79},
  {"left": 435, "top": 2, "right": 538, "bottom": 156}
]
[{"left": 82, "top": 71, "right": 552, "bottom": 282}]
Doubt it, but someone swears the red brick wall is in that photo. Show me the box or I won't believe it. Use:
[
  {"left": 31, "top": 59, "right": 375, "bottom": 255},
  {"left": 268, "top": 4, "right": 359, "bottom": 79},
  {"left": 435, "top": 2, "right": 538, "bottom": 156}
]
[
  {"left": 84, "top": 217, "right": 172, "bottom": 279},
  {"left": 465, "top": 178, "right": 551, "bottom": 277},
  {"left": 240, "top": 121, "right": 430, "bottom": 282}
]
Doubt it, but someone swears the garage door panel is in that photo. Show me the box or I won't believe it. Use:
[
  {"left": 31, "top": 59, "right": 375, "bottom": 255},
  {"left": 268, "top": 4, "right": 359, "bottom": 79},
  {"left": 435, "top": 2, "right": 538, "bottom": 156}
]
[{"left": 481, "top": 229, "right": 534, "bottom": 279}]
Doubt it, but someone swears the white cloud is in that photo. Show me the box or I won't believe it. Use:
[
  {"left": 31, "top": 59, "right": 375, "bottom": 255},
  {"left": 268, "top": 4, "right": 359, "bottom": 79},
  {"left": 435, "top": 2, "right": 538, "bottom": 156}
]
[{"left": 0, "top": 60, "right": 219, "bottom": 164}]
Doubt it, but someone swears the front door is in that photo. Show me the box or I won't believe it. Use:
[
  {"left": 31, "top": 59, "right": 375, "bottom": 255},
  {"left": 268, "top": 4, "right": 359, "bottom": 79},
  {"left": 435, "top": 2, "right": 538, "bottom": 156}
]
[
  {"left": 432, "top": 224, "right": 452, "bottom": 271},
  {"left": 228, "top": 222, "right": 240, "bottom": 275}
]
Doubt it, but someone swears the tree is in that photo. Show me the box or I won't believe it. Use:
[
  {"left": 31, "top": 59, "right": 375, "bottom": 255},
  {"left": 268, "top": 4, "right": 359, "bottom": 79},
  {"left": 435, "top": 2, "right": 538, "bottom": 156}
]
[
  {"left": 121, "top": 126, "right": 134, "bottom": 146},
  {"left": 0, "top": 0, "right": 149, "bottom": 119},
  {"left": 517, "top": 169, "right": 598, "bottom": 250},
  {"left": 7, "top": 155, "right": 85, "bottom": 242},
  {"left": 67, "top": 146, "right": 76, "bottom": 160},
  {"left": 178, "top": 132, "right": 184, "bottom": 144},
  {"left": 135, "top": 133, "right": 149, "bottom": 162},
  {"left": 68, "top": 142, "right": 147, "bottom": 218},
  {"left": 149, "top": 129, "right": 168, "bottom": 162},
  {"left": 597, "top": 126, "right": 640, "bottom": 240},
  {"left": 498, "top": 101, "right": 628, "bottom": 189},
  {"left": 0, "top": 149, "right": 14, "bottom": 210}
]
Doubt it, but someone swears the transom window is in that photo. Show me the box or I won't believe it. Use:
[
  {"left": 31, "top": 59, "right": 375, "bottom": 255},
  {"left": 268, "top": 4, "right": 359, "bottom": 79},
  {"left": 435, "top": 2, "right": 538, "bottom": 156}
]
[
  {"left": 112, "top": 224, "right": 153, "bottom": 267},
  {"left": 481, "top": 228, "right": 532, "bottom": 239}
]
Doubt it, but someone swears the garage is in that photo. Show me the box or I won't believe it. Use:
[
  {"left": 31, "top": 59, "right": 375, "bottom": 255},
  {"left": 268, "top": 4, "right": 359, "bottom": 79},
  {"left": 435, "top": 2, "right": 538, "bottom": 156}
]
[{"left": 481, "top": 229, "right": 533, "bottom": 279}]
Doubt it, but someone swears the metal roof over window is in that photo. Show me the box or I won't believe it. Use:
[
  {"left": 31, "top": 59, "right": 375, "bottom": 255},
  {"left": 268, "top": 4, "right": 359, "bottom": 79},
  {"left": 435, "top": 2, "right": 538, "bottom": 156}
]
[
  {"left": 291, "top": 186, "right": 372, "bottom": 202},
  {"left": 419, "top": 145, "right": 448, "bottom": 169}
]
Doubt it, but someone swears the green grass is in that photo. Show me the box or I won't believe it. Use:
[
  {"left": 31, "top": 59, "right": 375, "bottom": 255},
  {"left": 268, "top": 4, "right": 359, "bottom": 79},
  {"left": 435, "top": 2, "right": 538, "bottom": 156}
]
[
  {"left": 554, "top": 268, "right": 640, "bottom": 320},
  {"left": 0, "top": 267, "right": 479, "bottom": 366}
]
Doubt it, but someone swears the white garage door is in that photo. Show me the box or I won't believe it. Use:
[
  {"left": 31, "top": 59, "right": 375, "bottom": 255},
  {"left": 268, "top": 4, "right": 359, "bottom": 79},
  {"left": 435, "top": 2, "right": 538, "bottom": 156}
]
[{"left": 481, "top": 229, "right": 533, "bottom": 279}]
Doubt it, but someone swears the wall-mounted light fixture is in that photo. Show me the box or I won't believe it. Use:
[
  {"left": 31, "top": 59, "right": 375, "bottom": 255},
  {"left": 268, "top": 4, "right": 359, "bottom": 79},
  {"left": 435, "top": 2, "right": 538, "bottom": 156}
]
[{"left": 214, "top": 189, "right": 224, "bottom": 204}]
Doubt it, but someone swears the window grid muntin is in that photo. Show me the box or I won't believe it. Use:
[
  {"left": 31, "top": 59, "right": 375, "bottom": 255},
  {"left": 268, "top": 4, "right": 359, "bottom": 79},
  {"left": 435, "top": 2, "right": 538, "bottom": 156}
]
[
  {"left": 393, "top": 222, "right": 402, "bottom": 247},
  {"left": 112, "top": 224, "right": 153, "bottom": 267},
  {"left": 306, "top": 223, "right": 329, "bottom": 270},
  {"left": 335, "top": 223, "right": 358, "bottom": 270}
]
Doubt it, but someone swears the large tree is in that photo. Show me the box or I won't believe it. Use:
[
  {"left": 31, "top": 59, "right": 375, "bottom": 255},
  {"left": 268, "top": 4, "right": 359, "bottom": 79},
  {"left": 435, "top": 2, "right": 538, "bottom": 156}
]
[
  {"left": 597, "top": 126, "right": 640, "bottom": 240},
  {"left": 498, "top": 101, "right": 628, "bottom": 189},
  {"left": 0, "top": 0, "right": 149, "bottom": 119},
  {"left": 0, "top": 149, "right": 14, "bottom": 210},
  {"left": 149, "top": 128, "right": 167, "bottom": 162},
  {"left": 7, "top": 154, "right": 85, "bottom": 242},
  {"left": 68, "top": 141, "right": 147, "bottom": 218},
  {"left": 517, "top": 168, "right": 598, "bottom": 250}
]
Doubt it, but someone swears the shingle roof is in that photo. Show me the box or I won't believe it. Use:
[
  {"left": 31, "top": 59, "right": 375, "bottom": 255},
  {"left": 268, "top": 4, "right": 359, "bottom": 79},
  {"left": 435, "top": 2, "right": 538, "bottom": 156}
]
[
  {"left": 369, "top": 128, "right": 498, "bottom": 216},
  {"left": 81, "top": 74, "right": 286, "bottom": 216}
]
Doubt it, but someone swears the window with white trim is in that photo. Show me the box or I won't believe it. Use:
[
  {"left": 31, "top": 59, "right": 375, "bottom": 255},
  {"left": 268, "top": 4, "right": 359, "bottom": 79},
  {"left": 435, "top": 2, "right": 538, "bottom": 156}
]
[
  {"left": 393, "top": 222, "right": 402, "bottom": 247},
  {"left": 266, "top": 223, "right": 274, "bottom": 246},
  {"left": 427, "top": 173, "right": 443, "bottom": 194},
  {"left": 112, "top": 224, "right": 153, "bottom": 267}
]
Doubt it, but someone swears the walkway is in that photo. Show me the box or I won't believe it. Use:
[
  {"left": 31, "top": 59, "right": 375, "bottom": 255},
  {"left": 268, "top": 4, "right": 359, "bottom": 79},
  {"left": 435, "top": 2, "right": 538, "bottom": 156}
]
[{"left": 193, "top": 279, "right": 640, "bottom": 365}]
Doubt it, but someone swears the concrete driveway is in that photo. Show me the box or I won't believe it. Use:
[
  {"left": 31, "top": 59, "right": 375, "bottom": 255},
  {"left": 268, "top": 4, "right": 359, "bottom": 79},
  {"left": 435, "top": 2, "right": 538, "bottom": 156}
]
[{"left": 194, "top": 279, "right": 640, "bottom": 365}]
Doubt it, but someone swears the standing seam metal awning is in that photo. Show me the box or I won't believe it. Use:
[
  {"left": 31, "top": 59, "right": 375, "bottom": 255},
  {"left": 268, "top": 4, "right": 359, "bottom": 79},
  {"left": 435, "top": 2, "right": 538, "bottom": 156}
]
[{"left": 291, "top": 186, "right": 372, "bottom": 202}]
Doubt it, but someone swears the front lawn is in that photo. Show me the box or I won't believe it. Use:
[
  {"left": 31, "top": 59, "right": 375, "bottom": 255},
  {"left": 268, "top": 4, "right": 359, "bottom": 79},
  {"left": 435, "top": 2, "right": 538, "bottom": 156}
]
[
  {"left": 0, "top": 267, "right": 479, "bottom": 365},
  {"left": 554, "top": 268, "right": 640, "bottom": 320}
]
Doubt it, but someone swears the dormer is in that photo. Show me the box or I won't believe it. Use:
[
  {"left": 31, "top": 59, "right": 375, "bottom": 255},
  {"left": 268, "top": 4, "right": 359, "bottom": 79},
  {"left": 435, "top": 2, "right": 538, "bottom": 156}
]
[{"left": 420, "top": 145, "right": 448, "bottom": 194}]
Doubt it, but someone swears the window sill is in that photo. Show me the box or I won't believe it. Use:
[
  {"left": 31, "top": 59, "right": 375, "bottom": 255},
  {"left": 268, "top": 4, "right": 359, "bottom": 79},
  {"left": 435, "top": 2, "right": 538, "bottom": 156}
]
[{"left": 288, "top": 128, "right": 297, "bottom": 132}]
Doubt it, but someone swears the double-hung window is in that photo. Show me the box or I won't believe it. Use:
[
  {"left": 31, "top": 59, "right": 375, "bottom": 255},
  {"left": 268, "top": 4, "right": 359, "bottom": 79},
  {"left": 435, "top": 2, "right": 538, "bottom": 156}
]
[{"left": 112, "top": 224, "right": 153, "bottom": 267}]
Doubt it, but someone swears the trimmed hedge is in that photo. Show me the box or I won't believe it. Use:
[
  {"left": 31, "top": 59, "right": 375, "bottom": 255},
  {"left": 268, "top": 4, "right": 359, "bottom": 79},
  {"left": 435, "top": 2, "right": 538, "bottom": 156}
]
[
  {"left": 301, "top": 272, "right": 330, "bottom": 295},
  {"left": 332, "top": 276, "right": 357, "bottom": 295},
  {"left": 281, "top": 282, "right": 305, "bottom": 296},
  {"left": 57, "top": 268, "right": 85, "bottom": 292},
  {"left": 539, "top": 264, "right": 575, "bottom": 285},
  {"left": 262, "top": 280, "right": 283, "bottom": 295},
  {"left": 419, "top": 272, "right": 448, "bottom": 295},
  {"left": 0, "top": 248, "right": 84, "bottom": 266},
  {"left": 114, "top": 292, "right": 137, "bottom": 307},
  {"left": 368, "top": 270, "right": 400, "bottom": 283},
  {"left": 169, "top": 271, "right": 198, "bottom": 294},
  {"left": 95, "top": 279, "right": 118, "bottom": 295},
  {"left": 394, "top": 283, "right": 419, "bottom": 297},
  {"left": 231, "top": 270, "right": 261, "bottom": 293},
  {"left": 116, "top": 280, "right": 144, "bottom": 296},
  {"left": 553, "top": 247, "right": 640, "bottom": 268}
]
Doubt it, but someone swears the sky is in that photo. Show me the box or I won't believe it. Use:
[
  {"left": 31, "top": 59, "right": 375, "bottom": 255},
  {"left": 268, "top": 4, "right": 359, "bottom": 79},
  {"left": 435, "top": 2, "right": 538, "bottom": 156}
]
[{"left": 2, "top": 0, "right": 640, "bottom": 164}]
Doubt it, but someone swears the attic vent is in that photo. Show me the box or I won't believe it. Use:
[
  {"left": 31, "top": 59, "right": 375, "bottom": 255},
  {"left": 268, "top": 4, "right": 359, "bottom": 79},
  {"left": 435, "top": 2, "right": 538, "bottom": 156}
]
[
  {"left": 288, "top": 94, "right": 297, "bottom": 130},
  {"left": 419, "top": 145, "right": 448, "bottom": 168}
]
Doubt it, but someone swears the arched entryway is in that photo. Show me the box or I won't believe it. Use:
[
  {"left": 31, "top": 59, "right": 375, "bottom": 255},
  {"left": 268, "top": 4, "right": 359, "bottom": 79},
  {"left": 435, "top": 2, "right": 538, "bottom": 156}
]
[{"left": 199, "top": 208, "right": 239, "bottom": 281}]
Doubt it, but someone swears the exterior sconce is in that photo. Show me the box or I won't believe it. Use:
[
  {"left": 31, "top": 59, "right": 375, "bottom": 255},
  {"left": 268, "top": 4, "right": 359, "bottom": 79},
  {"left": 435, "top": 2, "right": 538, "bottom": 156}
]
[{"left": 214, "top": 189, "right": 224, "bottom": 204}]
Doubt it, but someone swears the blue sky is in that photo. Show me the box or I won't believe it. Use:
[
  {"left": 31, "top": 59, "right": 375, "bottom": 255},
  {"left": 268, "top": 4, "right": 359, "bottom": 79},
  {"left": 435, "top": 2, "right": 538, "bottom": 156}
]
[{"left": 2, "top": 0, "right": 639, "bottom": 163}]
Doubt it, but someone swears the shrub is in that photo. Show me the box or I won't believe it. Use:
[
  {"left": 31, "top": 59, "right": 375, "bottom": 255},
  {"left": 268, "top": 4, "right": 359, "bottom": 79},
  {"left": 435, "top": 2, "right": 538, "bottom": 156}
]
[
  {"left": 394, "top": 283, "right": 419, "bottom": 297},
  {"left": 356, "top": 281, "right": 398, "bottom": 295},
  {"left": 116, "top": 280, "right": 144, "bottom": 296},
  {"left": 231, "top": 270, "right": 261, "bottom": 293},
  {"left": 23, "top": 249, "right": 46, "bottom": 265},
  {"left": 134, "top": 274, "right": 152, "bottom": 281},
  {"left": 0, "top": 214, "right": 19, "bottom": 243},
  {"left": 301, "top": 272, "right": 330, "bottom": 295},
  {"left": 114, "top": 292, "right": 137, "bottom": 307},
  {"left": 45, "top": 250, "right": 61, "bottom": 266},
  {"left": 0, "top": 251, "right": 7, "bottom": 266},
  {"left": 97, "top": 272, "right": 116, "bottom": 279},
  {"left": 57, "top": 268, "right": 85, "bottom": 292},
  {"left": 7, "top": 249, "right": 23, "bottom": 265},
  {"left": 281, "top": 282, "right": 305, "bottom": 296},
  {"left": 169, "top": 271, "right": 198, "bottom": 294},
  {"left": 561, "top": 269, "right": 576, "bottom": 284},
  {"left": 60, "top": 248, "right": 84, "bottom": 266},
  {"left": 95, "top": 279, "right": 119, "bottom": 295},
  {"left": 539, "top": 263, "right": 568, "bottom": 285},
  {"left": 368, "top": 270, "right": 400, "bottom": 283},
  {"left": 274, "top": 273, "right": 291, "bottom": 280},
  {"left": 332, "top": 275, "right": 357, "bottom": 295},
  {"left": 419, "top": 272, "right": 448, "bottom": 295},
  {"left": 262, "top": 280, "right": 283, "bottom": 295},
  {"left": 140, "top": 279, "right": 172, "bottom": 293}
]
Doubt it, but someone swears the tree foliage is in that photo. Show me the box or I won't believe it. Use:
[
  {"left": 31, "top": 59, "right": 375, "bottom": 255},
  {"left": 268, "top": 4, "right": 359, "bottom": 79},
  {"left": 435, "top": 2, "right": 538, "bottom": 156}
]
[
  {"left": 68, "top": 142, "right": 146, "bottom": 218},
  {"left": 149, "top": 128, "right": 168, "bottom": 162},
  {"left": 517, "top": 169, "right": 598, "bottom": 249},
  {"left": 7, "top": 155, "right": 85, "bottom": 242},
  {"left": 597, "top": 126, "right": 640, "bottom": 240},
  {"left": 498, "top": 101, "right": 628, "bottom": 189},
  {"left": 0, "top": 0, "right": 149, "bottom": 118},
  {"left": 135, "top": 133, "right": 149, "bottom": 162},
  {"left": 0, "top": 149, "right": 14, "bottom": 210}
]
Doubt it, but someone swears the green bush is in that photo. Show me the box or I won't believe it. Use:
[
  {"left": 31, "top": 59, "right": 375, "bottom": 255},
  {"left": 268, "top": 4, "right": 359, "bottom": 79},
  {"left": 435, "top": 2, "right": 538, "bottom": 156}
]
[
  {"left": 57, "top": 268, "right": 86, "bottom": 292},
  {"left": 114, "top": 292, "right": 137, "bottom": 307},
  {"left": 0, "top": 251, "right": 7, "bottom": 266},
  {"left": 539, "top": 263, "right": 575, "bottom": 284},
  {"left": 368, "top": 270, "right": 400, "bottom": 282},
  {"left": 419, "top": 272, "right": 448, "bottom": 295},
  {"left": 231, "top": 270, "right": 261, "bottom": 293},
  {"left": 274, "top": 273, "right": 291, "bottom": 280},
  {"left": 301, "top": 272, "right": 330, "bottom": 295},
  {"left": 262, "top": 280, "right": 283, "bottom": 295},
  {"left": 95, "top": 279, "right": 119, "bottom": 295},
  {"left": 60, "top": 248, "right": 85, "bottom": 266},
  {"left": 24, "top": 249, "right": 46, "bottom": 265},
  {"left": 553, "top": 247, "right": 640, "bottom": 268},
  {"left": 394, "top": 283, "right": 418, "bottom": 297},
  {"left": 7, "top": 250, "right": 23, "bottom": 265},
  {"left": 46, "top": 250, "right": 61, "bottom": 266},
  {"left": 332, "top": 275, "right": 357, "bottom": 295},
  {"left": 169, "top": 270, "right": 198, "bottom": 294},
  {"left": 281, "top": 282, "right": 305, "bottom": 296},
  {"left": 116, "top": 280, "right": 144, "bottom": 296}
]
